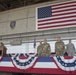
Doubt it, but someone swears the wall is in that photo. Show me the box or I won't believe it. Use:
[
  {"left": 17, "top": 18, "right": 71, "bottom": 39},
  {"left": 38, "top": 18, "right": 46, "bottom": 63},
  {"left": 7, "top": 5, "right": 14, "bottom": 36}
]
[{"left": 0, "top": 0, "right": 73, "bottom": 35}]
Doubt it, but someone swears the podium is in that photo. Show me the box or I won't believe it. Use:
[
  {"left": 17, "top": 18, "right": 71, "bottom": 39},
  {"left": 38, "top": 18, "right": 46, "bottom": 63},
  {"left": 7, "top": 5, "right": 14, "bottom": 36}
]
[{"left": 0, "top": 46, "right": 7, "bottom": 56}]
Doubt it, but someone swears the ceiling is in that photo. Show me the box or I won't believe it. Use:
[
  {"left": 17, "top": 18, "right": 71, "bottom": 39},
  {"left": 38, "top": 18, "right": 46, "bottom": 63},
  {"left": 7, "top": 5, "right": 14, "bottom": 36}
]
[{"left": 0, "top": 0, "right": 51, "bottom": 12}]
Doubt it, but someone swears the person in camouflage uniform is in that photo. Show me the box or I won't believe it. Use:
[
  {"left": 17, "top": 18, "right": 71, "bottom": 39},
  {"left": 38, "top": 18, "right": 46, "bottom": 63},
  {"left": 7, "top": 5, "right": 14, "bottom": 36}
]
[
  {"left": 42, "top": 38, "right": 51, "bottom": 57},
  {"left": 37, "top": 41, "right": 43, "bottom": 56},
  {"left": 55, "top": 37, "right": 65, "bottom": 56}
]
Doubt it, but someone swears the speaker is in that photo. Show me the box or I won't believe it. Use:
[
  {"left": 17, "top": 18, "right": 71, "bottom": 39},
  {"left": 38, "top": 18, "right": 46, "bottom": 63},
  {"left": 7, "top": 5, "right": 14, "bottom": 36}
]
[{"left": 0, "top": 46, "right": 7, "bottom": 56}]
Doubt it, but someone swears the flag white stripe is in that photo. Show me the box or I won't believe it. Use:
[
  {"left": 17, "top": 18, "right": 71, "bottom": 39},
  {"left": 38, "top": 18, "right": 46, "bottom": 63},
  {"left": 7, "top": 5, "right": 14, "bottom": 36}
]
[
  {"left": 52, "top": 6, "right": 76, "bottom": 12},
  {"left": 0, "top": 62, "right": 14, "bottom": 67},
  {"left": 38, "top": 25, "right": 76, "bottom": 29},
  {"left": 38, "top": 21, "right": 76, "bottom": 27},
  {"left": 38, "top": 17, "right": 76, "bottom": 24},
  {"left": 52, "top": 10, "right": 76, "bottom": 15},
  {"left": 34, "top": 62, "right": 57, "bottom": 68},
  {"left": 52, "top": 2, "right": 76, "bottom": 9},
  {"left": 38, "top": 13, "right": 76, "bottom": 21}
]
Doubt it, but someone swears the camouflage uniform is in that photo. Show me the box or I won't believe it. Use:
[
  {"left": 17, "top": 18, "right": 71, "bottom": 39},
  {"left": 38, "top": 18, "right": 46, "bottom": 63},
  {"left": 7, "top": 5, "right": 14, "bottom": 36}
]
[
  {"left": 37, "top": 45, "right": 43, "bottom": 57},
  {"left": 41, "top": 43, "right": 51, "bottom": 57},
  {"left": 55, "top": 41, "right": 65, "bottom": 56}
]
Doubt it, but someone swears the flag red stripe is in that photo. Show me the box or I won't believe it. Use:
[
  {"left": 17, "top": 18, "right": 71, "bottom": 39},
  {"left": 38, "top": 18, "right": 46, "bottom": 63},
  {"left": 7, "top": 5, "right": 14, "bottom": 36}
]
[
  {"left": 52, "top": 1, "right": 76, "bottom": 7},
  {"left": 38, "top": 19, "right": 76, "bottom": 26},
  {"left": 52, "top": 8, "right": 76, "bottom": 13},
  {"left": 52, "top": 4, "right": 76, "bottom": 10},
  {"left": 38, "top": 23, "right": 76, "bottom": 29},
  {"left": 38, "top": 15, "right": 76, "bottom": 22},
  {"left": 53, "top": 12, "right": 76, "bottom": 16}
]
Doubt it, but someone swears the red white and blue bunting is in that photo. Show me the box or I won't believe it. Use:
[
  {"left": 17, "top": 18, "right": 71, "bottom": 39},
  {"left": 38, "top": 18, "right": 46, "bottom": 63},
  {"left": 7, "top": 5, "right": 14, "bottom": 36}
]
[
  {"left": 54, "top": 56, "right": 76, "bottom": 71},
  {"left": 0, "top": 55, "right": 76, "bottom": 74},
  {"left": 12, "top": 54, "right": 38, "bottom": 69}
]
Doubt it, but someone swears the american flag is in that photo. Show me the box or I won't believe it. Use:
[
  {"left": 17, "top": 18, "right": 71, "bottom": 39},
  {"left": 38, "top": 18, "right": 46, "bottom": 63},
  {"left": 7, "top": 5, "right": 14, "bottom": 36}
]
[{"left": 36, "top": 0, "right": 76, "bottom": 30}]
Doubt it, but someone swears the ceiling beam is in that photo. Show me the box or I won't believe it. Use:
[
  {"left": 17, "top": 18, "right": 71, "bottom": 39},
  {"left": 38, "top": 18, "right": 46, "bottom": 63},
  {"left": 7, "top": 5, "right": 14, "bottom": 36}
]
[{"left": 0, "top": 0, "right": 51, "bottom": 12}]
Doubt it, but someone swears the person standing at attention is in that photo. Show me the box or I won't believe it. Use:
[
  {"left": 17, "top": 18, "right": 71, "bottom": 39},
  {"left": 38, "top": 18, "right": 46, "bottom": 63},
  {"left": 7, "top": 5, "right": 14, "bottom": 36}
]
[
  {"left": 65, "top": 39, "right": 75, "bottom": 56},
  {"left": 42, "top": 38, "right": 51, "bottom": 57},
  {"left": 55, "top": 37, "right": 65, "bottom": 56},
  {"left": 37, "top": 41, "right": 43, "bottom": 56}
]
